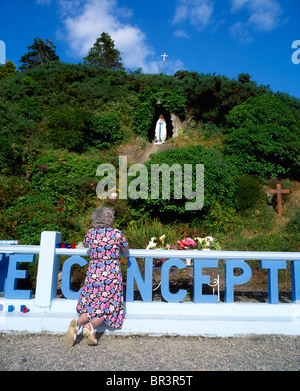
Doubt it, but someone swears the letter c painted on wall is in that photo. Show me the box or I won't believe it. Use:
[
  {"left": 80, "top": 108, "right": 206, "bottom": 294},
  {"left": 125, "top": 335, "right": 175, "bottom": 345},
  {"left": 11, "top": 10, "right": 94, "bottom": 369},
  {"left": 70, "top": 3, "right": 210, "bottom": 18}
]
[
  {"left": 61, "top": 256, "right": 88, "bottom": 300},
  {"left": 161, "top": 258, "right": 187, "bottom": 303}
]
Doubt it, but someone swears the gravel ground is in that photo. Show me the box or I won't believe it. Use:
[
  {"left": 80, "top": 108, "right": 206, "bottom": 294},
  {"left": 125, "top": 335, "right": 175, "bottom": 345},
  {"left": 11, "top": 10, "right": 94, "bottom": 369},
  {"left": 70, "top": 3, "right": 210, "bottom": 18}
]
[{"left": 0, "top": 333, "right": 299, "bottom": 372}]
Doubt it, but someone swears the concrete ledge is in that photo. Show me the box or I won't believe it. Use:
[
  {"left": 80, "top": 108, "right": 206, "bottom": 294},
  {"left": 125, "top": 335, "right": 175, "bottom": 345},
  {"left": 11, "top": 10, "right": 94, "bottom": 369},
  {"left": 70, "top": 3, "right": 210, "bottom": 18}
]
[{"left": 1, "top": 298, "right": 300, "bottom": 337}]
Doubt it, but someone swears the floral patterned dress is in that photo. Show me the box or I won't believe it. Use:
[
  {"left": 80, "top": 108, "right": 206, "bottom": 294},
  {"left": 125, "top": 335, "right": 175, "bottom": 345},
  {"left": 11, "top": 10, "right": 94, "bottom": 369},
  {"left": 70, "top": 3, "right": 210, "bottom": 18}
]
[{"left": 76, "top": 228, "right": 128, "bottom": 329}]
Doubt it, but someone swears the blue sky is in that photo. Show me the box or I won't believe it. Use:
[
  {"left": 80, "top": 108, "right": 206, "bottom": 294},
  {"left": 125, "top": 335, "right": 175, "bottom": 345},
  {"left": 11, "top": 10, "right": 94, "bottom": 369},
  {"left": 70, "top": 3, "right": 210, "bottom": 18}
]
[{"left": 0, "top": 0, "right": 299, "bottom": 99}]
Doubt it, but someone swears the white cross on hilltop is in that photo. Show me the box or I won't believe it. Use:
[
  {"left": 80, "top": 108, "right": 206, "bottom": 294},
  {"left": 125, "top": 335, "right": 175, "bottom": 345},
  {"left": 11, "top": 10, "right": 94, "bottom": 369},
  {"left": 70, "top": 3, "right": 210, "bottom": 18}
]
[
  {"left": 161, "top": 52, "right": 168, "bottom": 73},
  {"left": 161, "top": 53, "right": 168, "bottom": 61}
]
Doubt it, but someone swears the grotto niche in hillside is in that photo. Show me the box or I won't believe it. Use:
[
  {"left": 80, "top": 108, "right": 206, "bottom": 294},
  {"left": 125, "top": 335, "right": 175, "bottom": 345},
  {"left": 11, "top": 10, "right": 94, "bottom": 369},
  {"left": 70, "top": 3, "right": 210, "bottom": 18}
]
[{"left": 149, "top": 101, "right": 173, "bottom": 143}]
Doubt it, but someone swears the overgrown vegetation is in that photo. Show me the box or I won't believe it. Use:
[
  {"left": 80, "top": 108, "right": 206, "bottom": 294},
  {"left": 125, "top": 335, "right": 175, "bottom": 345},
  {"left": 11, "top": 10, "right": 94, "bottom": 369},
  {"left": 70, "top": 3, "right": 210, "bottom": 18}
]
[{"left": 0, "top": 37, "right": 299, "bottom": 264}]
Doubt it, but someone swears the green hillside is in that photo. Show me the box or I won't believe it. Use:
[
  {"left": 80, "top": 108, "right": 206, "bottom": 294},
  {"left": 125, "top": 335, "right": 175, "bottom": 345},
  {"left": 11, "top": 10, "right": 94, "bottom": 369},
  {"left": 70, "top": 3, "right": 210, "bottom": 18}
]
[{"left": 0, "top": 57, "right": 299, "bottom": 259}]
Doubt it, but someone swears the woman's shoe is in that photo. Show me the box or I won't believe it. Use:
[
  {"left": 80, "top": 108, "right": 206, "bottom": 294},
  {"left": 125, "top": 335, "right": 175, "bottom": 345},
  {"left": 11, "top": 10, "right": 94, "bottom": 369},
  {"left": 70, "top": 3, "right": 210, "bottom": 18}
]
[
  {"left": 83, "top": 323, "right": 97, "bottom": 346},
  {"left": 65, "top": 319, "right": 80, "bottom": 348}
]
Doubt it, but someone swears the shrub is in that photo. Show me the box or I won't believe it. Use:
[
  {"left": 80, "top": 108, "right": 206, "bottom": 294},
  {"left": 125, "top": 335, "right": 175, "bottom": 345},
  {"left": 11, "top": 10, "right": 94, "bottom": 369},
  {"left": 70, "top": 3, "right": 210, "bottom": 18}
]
[
  {"left": 0, "top": 136, "right": 15, "bottom": 174},
  {"left": 88, "top": 113, "right": 125, "bottom": 149},
  {"left": 45, "top": 105, "right": 91, "bottom": 152},
  {"left": 129, "top": 145, "right": 237, "bottom": 219},
  {"left": 18, "top": 97, "right": 41, "bottom": 120},
  {"left": 224, "top": 94, "right": 300, "bottom": 179},
  {"left": 4, "top": 194, "right": 80, "bottom": 245},
  {"left": 0, "top": 175, "right": 32, "bottom": 209},
  {"left": 235, "top": 175, "right": 263, "bottom": 211},
  {"left": 29, "top": 150, "right": 101, "bottom": 207},
  {"left": 203, "top": 122, "right": 222, "bottom": 138},
  {"left": 286, "top": 206, "right": 300, "bottom": 233},
  {"left": 201, "top": 202, "right": 236, "bottom": 235}
]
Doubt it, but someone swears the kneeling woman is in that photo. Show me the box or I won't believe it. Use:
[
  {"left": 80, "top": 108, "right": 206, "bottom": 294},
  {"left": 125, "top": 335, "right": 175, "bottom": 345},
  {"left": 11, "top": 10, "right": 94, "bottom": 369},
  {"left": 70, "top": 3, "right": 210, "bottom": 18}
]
[{"left": 65, "top": 207, "right": 129, "bottom": 347}]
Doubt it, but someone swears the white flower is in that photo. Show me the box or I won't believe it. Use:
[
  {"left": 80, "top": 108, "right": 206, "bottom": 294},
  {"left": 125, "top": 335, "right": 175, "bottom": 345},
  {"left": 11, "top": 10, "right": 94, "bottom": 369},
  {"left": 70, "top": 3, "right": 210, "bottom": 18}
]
[
  {"left": 195, "top": 237, "right": 206, "bottom": 244},
  {"left": 146, "top": 237, "right": 157, "bottom": 250},
  {"left": 204, "top": 236, "right": 214, "bottom": 246}
]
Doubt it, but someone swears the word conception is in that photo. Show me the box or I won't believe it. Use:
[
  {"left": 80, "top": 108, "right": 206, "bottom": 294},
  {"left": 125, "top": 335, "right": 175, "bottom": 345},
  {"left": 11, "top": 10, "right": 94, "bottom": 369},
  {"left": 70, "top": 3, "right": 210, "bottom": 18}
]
[
  {"left": 4, "top": 255, "right": 300, "bottom": 305},
  {"left": 96, "top": 156, "right": 204, "bottom": 211},
  {"left": 292, "top": 40, "right": 300, "bottom": 65}
]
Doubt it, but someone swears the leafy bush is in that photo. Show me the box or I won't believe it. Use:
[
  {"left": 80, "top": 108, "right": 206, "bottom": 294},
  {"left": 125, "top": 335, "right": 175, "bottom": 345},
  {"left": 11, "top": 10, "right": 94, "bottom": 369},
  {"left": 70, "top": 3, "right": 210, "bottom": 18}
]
[
  {"left": 201, "top": 202, "right": 236, "bottom": 235},
  {"left": 88, "top": 113, "right": 125, "bottom": 149},
  {"left": 4, "top": 194, "right": 80, "bottom": 245},
  {"left": 18, "top": 97, "right": 41, "bottom": 120},
  {"left": 224, "top": 94, "right": 300, "bottom": 179},
  {"left": 286, "top": 206, "right": 300, "bottom": 233},
  {"left": 0, "top": 175, "right": 32, "bottom": 208},
  {"left": 235, "top": 175, "right": 263, "bottom": 211},
  {"left": 203, "top": 122, "right": 222, "bottom": 138},
  {"left": 45, "top": 105, "right": 91, "bottom": 152},
  {"left": 0, "top": 136, "right": 15, "bottom": 174},
  {"left": 174, "top": 70, "right": 269, "bottom": 125},
  {"left": 0, "top": 99, "right": 34, "bottom": 138},
  {"left": 1, "top": 149, "right": 102, "bottom": 244},
  {"left": 129, "top": 145, "right": 237, "bottom": 219},
  {"left": 29, "top": 150, "right": 100, "bottom": 204}
]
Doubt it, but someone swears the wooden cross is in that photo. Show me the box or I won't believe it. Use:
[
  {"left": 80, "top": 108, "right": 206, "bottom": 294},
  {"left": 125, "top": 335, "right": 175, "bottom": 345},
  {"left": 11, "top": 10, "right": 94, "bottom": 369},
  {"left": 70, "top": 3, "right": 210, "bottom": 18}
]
[{"left": 269, "top": 183, "right": 290, "bottom": 216}]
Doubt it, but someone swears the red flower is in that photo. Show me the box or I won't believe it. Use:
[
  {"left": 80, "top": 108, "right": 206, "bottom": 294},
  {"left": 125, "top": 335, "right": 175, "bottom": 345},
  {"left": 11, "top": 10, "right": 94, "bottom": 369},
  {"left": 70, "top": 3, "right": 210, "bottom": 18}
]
[{"left": 58, "top": 207, "right": 63, "bottom": 212}]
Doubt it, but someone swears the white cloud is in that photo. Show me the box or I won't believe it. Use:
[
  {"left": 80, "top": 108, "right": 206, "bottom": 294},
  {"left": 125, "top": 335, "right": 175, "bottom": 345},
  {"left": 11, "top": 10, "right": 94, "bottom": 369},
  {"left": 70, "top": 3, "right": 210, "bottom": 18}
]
[
  {"left": 230, "top": 0, "right": 285, "bottom": 42},
  {"left": 174, "top": 29, "right": 190, "bottom": 39},
  {"left": 229, "top": 22, "right": 253, "bottom": 44},
  {"left": 36, "top": 0, "right": 53, "bottom": 4},
  {"left": 172, "top": 0, "right": 214, "bottom": 32},
  {"left": 55, "top": 0, "right": 182, "bottom": 74},
  {"left": 230, "top": 0, "right": 249, "bottom": 13}
]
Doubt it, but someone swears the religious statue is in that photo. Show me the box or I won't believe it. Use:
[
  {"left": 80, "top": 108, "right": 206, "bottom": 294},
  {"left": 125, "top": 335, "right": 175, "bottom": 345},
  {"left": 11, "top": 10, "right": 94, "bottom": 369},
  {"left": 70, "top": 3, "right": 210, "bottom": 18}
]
[{"left": 154, "top": 115, "right": 167, "bottom": 144}]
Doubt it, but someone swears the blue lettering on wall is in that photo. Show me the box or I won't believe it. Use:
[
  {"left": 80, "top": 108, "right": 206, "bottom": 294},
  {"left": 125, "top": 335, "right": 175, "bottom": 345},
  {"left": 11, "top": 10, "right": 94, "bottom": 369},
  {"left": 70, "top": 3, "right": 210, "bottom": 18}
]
[
  {"left": 193, "top": 259, "right": 219, "bottom": 303},
  {"left": 2, "top": 252, "right": 300, "bottom": 304},
  {"left": 161, "top": 258, "right": 187, "bottom": 303},
  {"left": 292, "top": 261, "right": 300, "bottom": 303},
  {"left": 260, "top": 260, "right": 286, "bottom": 304},
  {"left": 0, "top": 253, "right": 9, "bottom": 292},
  {"left": 224, "top": 260, "right": 252, "bottom": 303},
  {"left": 126, "top": 257, "right": 153, "bottom": 302},
  {"left": 4, "top": 254, "right": 35, "bottom": 299},
  {"left": 61, "top": 256, "right": 88, "bottom": 300}
]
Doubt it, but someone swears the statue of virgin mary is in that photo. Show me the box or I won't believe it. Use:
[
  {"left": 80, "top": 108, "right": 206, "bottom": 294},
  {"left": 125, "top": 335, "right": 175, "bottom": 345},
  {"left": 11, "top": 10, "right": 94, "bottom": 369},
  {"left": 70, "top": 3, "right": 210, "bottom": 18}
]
[{"left": 154, "top": 115, "right": 167, "bottom": 144}]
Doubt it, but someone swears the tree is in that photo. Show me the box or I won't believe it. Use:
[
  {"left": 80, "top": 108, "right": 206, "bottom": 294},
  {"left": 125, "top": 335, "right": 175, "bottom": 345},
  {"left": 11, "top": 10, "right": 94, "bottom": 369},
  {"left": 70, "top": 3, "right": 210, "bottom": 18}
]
[
  {"left": 173, "top": 70, "right": 268, "bottom": 125},
  {"left": 19, "top": 38, "right": 59, "bottom": 71},
  {"left": 238, "top": 73, "right": 251, "bottom": 83},
  {"left": 83, "top": 32, "right": 124, "bottom": 70},
  {"left": 0, "top": 61, "right": 17, "bottom": 80},
  {"left": 224, "top": 94, "right": 300, "bottom": 179}
]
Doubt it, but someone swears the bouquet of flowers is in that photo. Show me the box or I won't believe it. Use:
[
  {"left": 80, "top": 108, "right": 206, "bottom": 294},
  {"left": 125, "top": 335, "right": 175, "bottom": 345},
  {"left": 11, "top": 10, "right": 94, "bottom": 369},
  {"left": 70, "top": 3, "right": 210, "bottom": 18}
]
[
  {"left": 146, "top": 235, "right": 221, "bottom": 266},
  {"left": 175, "top": 238, "right": 197, "bottom": 250}
]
